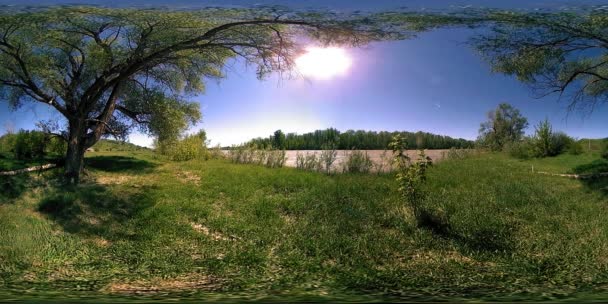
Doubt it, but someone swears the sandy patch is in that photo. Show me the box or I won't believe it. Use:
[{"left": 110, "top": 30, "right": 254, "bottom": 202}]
[
  {"left": 104, "top": 274, "right": 222, "bottom": 294},
  {"left": 96, "top": 175, "right": 134, "bottom": 185},
  {"left": 190, "top": 222, "right": 240, "bottom": 241},
  {"left": 176, "top": 171, "right": 201, "bottom": 185}
]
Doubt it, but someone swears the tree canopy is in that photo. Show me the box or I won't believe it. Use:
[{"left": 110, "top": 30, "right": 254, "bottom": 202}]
[
  {"left": 0, "top": 6, "right": 392, "bottom": 183},
  {"left": 478, "top": 103, "right": 529, "bottom": 151},
  {"left": 381, "top": 8, "right": 608, "bottom": 113}
]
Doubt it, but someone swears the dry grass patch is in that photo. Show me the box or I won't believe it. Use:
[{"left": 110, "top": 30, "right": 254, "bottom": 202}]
[
  {"left": 190, "top": 222, "right": 240, "bottom": 241},
  {"left": 104, "top": 273, "right": 222, "bottom": 294},
  {"left": 176, "top": 171, "right": 201, "bottom": 185},
  {"left": 96, "top": 174, "right": 134, "bottom": 185}
]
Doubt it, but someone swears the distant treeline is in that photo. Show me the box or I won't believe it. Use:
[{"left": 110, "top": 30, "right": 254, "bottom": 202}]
[{"left": 240, "top": 128, "right": 474, "bottom": 150}]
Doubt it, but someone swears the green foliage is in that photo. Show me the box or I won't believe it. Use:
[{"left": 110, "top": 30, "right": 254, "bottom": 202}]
[
  {"left": 602, "top": 141, "right": 608, "bottom": 160},
  {"left": 530, "top": 119, "right": 573, "bottom": 158},
  {"left": 567, "top": 140, "right": 584, "bottom": 155},
  {"left": 390, "top": 135, "right": 433, "bottom": 220},
  {"left": 158, "top": 130, "right": 209, "bottom": 161},
  {"left": 505, "top": 138, "right": 535, "bottom": 160},
  {"left": 92, "top": 139, "right": 148, "bottom": 152},
  {"left": 304, "top": 152, "right": 322, "bottom": 171},
  {"left": 208, "top": 144, "right": 225, "bottom": 159},
  {"left": 467, "top": 11, "right": 608, "bottom": 112},
  {"left": 228, "top": 145, "right": 286, "bottom": 168},
  {"left": 246, "top": 127, "right": 474, "bottom": 150},
  {"left": 272, "top": 130, "right": 286, "bottom": 150},
  {"left": 0, "top": 133, "right": 17, "bottom": 153},
  {"left": 342, "top": 150, "right": 373, "bottom": 174},
  {"left": 0, "top": 6, "right": 387, "bottom": 180},
  {"left": 319, "top": 144, "right": 338, "bottom": 174},
  {"left": 478, "top": 103, "right": 529, "bottom": 151},
  {"left": 532, "top": 119, "right": 553, "bottom": 158},
  {"left": 444, "top": 147, "right": 476, "bottom": 160}
]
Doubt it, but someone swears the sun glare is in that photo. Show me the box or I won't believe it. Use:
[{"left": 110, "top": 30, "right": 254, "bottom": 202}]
[{"left": 295, "top": 47, "right": 352, "bottom": 80}]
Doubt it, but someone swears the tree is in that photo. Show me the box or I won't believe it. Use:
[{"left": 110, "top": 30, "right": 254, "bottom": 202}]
[
  {"left": 272, "top": 129, "right": 286, "bottom": 149},
  {"left": 383, "top": 10, "right": 608, "bottom": 113},
  {"left": 533, "top": 118, "right": 553, "bottom": 158},
  {"left": 467, "top": 11, "right": 608, "bottom": 112},
  {"left": 478, "top": 103, "right": 528, "bottom": 151},
  {"left": 0, "top": 7, "right": 381, "bottom": 184}
]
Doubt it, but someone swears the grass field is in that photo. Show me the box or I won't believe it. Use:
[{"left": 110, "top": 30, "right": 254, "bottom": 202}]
[{"left": 1, "top": 150, "right": 608, "bottom": 301}]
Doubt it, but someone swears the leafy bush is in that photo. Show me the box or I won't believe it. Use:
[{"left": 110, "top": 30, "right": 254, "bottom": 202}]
[
  {"left": 304, "top": 153, "right": 321, "bottom": 171},
  {"left": 505, "top": 139, "right": 535, "bottom": 160},
  {"left": 14, "top": 130, "right": 47, "bottom": 160},
  {"left": 295, "top": 152, "right": 306, "bottom": 169},
  {"left": 0, "top": 133, "right": 17, "bottom": 153},
  {"left": 549, "top": 132, "right": 573, "bottom": 156},
  {"left": 208, "top": 144, "right": 225, "bottom": 159},
  {"left": 602, "top": 142, "right": 608, "bottom": 160},
  {"left": 228, "top": 145, "right": 285, "bottom": 168},
  {"left": 265, "top": 149, "right": 286, "bottom": 168},
  {"left": 319, "top": 145, "right": 338, "bottom": 174},
  {"left": 531, "top": 119, "right": 573, "bottom": 157},
  {"left": 342, "top": 150, "right": 372, "bottom": 174},
  {"left": 567, "top": 140, "right": 584, "bottom": 155},
  {"left": 159, "top": 131, "right": 209, "bottom": 161},
  {"left": 47, "top": 137, "right": 67, "bottom": 156},
  {"left": 444, "top": 147, "right": 475, "bottom": 160},
  {"left": 390, "top": 134, "right": 433, "bottom": 224},
  {"left": 254, "top": 149, "right": 268, "bottom": 165}
]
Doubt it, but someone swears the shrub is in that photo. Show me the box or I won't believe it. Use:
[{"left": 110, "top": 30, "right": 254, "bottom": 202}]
[
  {"left": 505, "top": 139, "right": 535, "bottom": 160},
  {"left": 319, "top": 144, "right": 338, "bottom": 174},
  {"left": 159, "top": 131, "right": 209, "bottom": 161},
  {"left": 266, "top": 149, "right": 286, "bottom": 168},
  {"left": 390, "top": 134, "right": 433, "bottom": 224},
  {"left": 549, "top": 132, "right": 573, "bottom": 156},
  {"left": 602, "top": 141, "right": 608, "bottom": 160},
  {"left": 342, "top": 150, "right": 372, "bottom": 174},
  {"left": 531, "top": 119, "right": 573, "bottom": 157},
  {"left": 567, "top": 140, "right": 584, "bottom": 155},
  {"left": 304, "top": 153, "right": 321, "bottom": 171},
  {"left": 209, "top": 144, "right": 225, "bottom": 159},
  {"left": 14, "top": 130, "right": 48, "bottom": 160},
  {"left": 254, "top": 148, "right": 268, "bottom": 166},
  {"left": 296, "top": 152, "right": 306, "bottom": 169},
  {"left": 228, "top": 146, "right": 245, "bottom": 163},
  {"left": 47, "top": 137, "right": 67, "bottom": 156},
  {"left": 0, "top": 133, "right": 17, "bottom": 153},
  {"left": 445, "top": 147, "right": 475, "bottom": 160}
]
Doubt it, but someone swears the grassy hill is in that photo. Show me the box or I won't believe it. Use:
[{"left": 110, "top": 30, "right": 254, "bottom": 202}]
[
  {"left": 92, "top": 139, "right": 151, "bottom": 152},
  {"left": 1, "top": 150, "right": 608, "bottom": 301}
]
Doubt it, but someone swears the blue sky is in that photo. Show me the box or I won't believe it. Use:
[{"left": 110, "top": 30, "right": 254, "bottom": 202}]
[{"left": 1, "top": 0, "right": 607, "bottom": 147}]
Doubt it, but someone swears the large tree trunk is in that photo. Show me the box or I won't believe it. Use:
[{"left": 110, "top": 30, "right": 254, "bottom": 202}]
[{"left": 64, "top": 119, "right": 87, "bottom": 185}]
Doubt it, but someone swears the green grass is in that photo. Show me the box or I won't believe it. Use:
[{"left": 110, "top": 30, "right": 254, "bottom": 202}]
[
  {"left": 511, "top": 151, "right": 608, "bottom": 175},
  {"left": 1, "top": 151, "right": 608, "bottom": 301},
  {"left": 0, "top": 151, "right": 62, "bottom": 171}
]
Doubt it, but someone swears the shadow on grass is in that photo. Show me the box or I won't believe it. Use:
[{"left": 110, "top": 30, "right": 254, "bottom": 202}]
[
  {"left": 0, "top": 175, "right": 31, "bottom": 203},
  {"left": 417, "top": 208, "right": 516, "bottom": 254},
  {"left": 572, "top": 159, "right": 608, "bottom": 175},
  {"left": 86, "top": 156, "right": 156, "bottom": 174},
  {"left": 0, "top": 165, "right": 64, "bottom": 204},
  {"left": 37, "top": 184, "right": 156, "bottom": 239},
  {"left": 571, "top": 159, "right": 608, "bottom": 197}
]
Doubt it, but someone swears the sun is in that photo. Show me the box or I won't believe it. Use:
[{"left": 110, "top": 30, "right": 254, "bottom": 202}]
[{"left": 295, "top": 47, "right": 352, "bottom": 80}]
